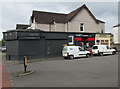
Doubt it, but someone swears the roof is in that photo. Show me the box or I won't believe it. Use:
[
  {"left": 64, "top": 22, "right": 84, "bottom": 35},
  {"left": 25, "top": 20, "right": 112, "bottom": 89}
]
[
  {"left": 31, "top": 4, "right": 105, "bottom": 24},
  {"left": 4, "top": 29, "right": 96, "bottom": 34},
  {"left": 31, "top": 11, "right": 67, "bottom": 24},
  {"left": 113, "top": 24, "right": 120, "bottom": 28},
  {"left": 16, "top": 24, "right": 30, "bottom": 29},
  {"left": 65, "top": 4, "right": 105, "bottom": 23}
]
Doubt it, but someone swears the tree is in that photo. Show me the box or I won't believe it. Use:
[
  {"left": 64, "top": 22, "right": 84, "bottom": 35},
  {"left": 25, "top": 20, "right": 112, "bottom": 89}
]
[{"left": 1, "top": 39, "right": 6, "bottom": 46}]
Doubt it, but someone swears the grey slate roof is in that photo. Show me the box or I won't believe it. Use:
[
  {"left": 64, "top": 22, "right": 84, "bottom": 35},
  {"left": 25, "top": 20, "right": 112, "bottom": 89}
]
[
  {"left": 16, "top": 24, "right": 30, "bottom": 29},
  {"left": 31, "top": 4, "right": 105, "bottom": 24},
  {"left": 113, "top": 24, "right": 120, "bottom": 28}
]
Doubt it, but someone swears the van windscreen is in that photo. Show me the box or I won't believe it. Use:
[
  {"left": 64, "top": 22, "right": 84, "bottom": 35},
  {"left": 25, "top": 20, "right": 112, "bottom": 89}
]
[{"left": 92, "top": 46, "right": 98, "bottom": 49}]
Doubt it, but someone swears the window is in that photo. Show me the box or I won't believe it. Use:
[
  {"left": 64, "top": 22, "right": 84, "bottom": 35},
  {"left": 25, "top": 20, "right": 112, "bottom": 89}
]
[
  {"left": 96, "top": 40, "right": 100, "bottom": 42},
  {"left": 68, "top": 36, "right": 72, "bottom": 42},
  {"left": 101, "top": 40, "right": 104, "bottom": 43},
  {"left": 68, "top": 36, "right": 74, "bottom": 45},
  {"left": 106, "top": 46, "right": 109, "bottom": 49},
  {"left": 69, "top": 48, "right": 73, "bottom": 50},
  {"left": 79, "top": 47, "right": 84, "bottom": 51},
  {"left": 80, "top": 23, "right": 84, "bottom": 31},
  {"left": 101, "top": 30, "right": 103, "bottom": 33},
  {"left": 110, "top": 39, "right": 112, "bottom": 41},
  {"left": 105, "top": 40, "right": 108, "bottom": 43},
  {"left": 63, "top": 47, "right": 67, "bottom": 51},
  {"left": 92, "top": 46, "right": 98, "bottom": 49}
]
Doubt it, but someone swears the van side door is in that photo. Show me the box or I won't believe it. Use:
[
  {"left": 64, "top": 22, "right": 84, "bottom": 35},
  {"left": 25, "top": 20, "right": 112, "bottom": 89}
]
[{"left": 78, "top": 47, "right": 86, "bottom": 57}]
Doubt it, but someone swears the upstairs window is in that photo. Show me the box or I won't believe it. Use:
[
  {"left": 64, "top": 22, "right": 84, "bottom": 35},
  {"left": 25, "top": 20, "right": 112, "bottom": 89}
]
[{"left": 80, "top": 23, "right": 84, "bottom": 31}]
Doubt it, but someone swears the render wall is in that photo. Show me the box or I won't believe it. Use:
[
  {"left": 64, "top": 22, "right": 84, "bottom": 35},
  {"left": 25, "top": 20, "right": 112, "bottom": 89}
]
[
  {"left": 67, "top": 8, "right": 105, "bottom": 33},
  {"left": 113, "top": 27, "right": 120, "bottom": 44},
  {"left": 35, "top": 23, "right": 65, "bottom": 32}
]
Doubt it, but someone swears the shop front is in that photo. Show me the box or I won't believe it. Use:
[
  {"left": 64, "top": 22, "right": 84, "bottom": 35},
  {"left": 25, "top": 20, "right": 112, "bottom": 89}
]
[
  {"left": 68, "top": 33, "right": 95, "bottom": 48},
  {"left": 3, "top": 29, "right": 95, "bottom": 61}
]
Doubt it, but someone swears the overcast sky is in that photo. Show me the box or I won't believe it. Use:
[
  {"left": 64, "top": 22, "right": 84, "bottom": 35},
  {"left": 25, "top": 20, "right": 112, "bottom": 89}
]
[{"left": 0, "top": 2, "right": 119, "bottom": 40}]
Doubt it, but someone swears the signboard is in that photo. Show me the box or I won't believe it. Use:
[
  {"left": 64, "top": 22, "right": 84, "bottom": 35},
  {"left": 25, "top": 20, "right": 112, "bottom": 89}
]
[
  {"left": 69, "top": 34, "right": 95, "bottom": 37},
  {"left": 18, "top": 32, "right": 40, "bottom": 36},
  {"left": 18, "top": 36, "right": 40, "bottom": 40},
  {"left": 76, "top": 34, "right": 94, "bottom": 37}
]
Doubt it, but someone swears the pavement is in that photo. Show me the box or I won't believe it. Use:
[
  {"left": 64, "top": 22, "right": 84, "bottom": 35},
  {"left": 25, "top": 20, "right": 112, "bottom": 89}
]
[
  {"left": 2, "top": 64, "right": 11, "bottom": 87},
  {"left": 2, "top": 53, "right": 118, "bottom": 87},
  {"left": 1, "top": 52, "right": 11, "bottom": 88}
]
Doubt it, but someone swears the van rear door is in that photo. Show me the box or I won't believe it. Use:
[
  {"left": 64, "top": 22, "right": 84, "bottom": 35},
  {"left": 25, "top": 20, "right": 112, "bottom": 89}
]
[{"left": 104, "top": 46, "right": 113, "bottom": 54}]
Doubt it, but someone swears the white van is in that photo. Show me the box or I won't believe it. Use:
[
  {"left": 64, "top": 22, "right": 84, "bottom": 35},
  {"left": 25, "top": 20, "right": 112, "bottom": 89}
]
[
  {"left": 62, "top": 46, "right": 91, "bottom": 59},
  {"left": 92, "top": 45, "right": 116, "bottom": 56}
]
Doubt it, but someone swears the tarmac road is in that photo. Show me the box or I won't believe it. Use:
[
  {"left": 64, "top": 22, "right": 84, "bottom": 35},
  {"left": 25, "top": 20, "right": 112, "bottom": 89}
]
[{"left": 3, "top": 53, "right": 118, "bottom": 87}]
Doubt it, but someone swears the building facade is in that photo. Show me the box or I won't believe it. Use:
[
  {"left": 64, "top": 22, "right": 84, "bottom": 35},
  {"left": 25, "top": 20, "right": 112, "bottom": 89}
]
[
  {"left": 4, "top": 4, "right": 107, "bottom": 61},
  {"left": 3, "top": 30, "right": 96, "bottom": 60},
  {"left": 113, "top": 24, "right": 120, "bottom": 51},
  {"left": 95, "top": 33, "right": 113, "bottom": 47},
  {"left": 113, "top": 24, "right": 120, "bottom": 44},
  {"left": 28, "top": 4, "right": 105, "bottom": 33}
]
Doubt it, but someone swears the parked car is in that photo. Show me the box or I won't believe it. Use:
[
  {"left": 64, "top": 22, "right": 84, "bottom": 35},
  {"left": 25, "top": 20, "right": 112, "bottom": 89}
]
[
  {"left": 92, "top": 45, "right": 116, "bottom": 56},
  {"left": 62, "top": 46, "right": 91, "bottom": 59},
  {"left": 0, "top": 46, "right": 6, "bottom": 52}
]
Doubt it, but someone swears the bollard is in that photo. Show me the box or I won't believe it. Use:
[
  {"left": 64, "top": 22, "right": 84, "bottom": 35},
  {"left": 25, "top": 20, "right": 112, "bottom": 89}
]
[{"left": 23, "top": 56, "right": 28, "bottom": 72}]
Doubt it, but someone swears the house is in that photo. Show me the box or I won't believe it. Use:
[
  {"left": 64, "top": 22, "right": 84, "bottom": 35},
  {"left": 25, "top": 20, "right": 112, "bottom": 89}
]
[
  {"left": 113, "top": 24, "right": 120, "bottom": 51},
  {"left": 113, "top": 24, "right": 120, "bottom": 44},
  {"left": 95, "top": 33, "right": 113, "bottom": 47},
  {"left": 3, "top": 4, "right": 106, "bottom": 61},
  {"left": 29, "top": 4, "right": 105, "bottom": 33}
]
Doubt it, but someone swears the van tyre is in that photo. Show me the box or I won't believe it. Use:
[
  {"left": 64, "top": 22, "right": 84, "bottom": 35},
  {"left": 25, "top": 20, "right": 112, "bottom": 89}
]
[
  {"left": 86, "top": 54, "right": 90, "bottom": 58},
  {"left": 64, "top": 57, "right": 68, "bottom": 59},
  {"left": 69, "top": 55, "right": 74, "bottom": 60},
  {"left": 99, "top": 52, "right": 103, "bottom": 56},
  {"left": 112, "top": 51, "right": 116, "bottom": 55}
]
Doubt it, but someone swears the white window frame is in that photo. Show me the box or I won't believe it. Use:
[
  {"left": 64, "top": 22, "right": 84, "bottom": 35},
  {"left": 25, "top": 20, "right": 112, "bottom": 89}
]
[{"left": 68, "top": 36, "right": 74, "bottom": 45}]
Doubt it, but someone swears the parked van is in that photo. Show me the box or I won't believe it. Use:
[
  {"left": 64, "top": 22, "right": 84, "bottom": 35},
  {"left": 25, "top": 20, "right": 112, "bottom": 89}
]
[
  {"left": 62, "top": 46, "right": 91, "bottom": 59},
  {"left": 92, "top": 45, "right": 116, "bottom": 56}
]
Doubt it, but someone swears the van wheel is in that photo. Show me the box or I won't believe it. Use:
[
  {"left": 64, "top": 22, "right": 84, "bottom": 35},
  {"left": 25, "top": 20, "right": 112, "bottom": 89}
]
[
  {"left": 69, "top": 55, "right": 74, "bottom": 60},
  {"left": 99, "top": 52, "right": 103, "bottom": 56},
  {"left": 112, "top": 51, "right": 116, "bottom": 55},
  {"left": 86, "top": 54, "right": 90, "bottom": 58}
]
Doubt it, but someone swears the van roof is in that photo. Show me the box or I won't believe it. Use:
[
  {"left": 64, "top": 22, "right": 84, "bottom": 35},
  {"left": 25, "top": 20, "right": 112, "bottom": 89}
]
[
  {"left": 93, "top": 45, "right": 107, "bottom": 46},
  {"left": 64, "top": 46, "right": 80, "bottom": 47}
]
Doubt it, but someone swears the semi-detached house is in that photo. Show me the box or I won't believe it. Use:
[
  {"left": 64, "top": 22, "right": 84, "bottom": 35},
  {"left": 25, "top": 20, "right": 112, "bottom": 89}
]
[{"left": 23, "top": 4, "right": 105, "bottom": 33}]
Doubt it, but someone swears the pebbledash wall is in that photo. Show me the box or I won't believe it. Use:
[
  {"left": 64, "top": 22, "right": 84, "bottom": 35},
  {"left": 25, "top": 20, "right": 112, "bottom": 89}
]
[{"left": 3, "top": 29, "right": 95, "bottom": 61}]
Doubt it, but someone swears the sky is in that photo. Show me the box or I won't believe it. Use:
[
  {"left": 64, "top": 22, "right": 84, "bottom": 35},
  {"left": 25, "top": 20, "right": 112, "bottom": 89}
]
[{"left": 0, "top": 1, "right": 119, "bottom": 40}]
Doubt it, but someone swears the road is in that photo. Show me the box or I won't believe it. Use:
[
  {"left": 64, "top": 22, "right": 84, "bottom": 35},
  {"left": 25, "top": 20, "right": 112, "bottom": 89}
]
[{"left": 2, "top": 53, "right": 118, "bottom": 87}]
